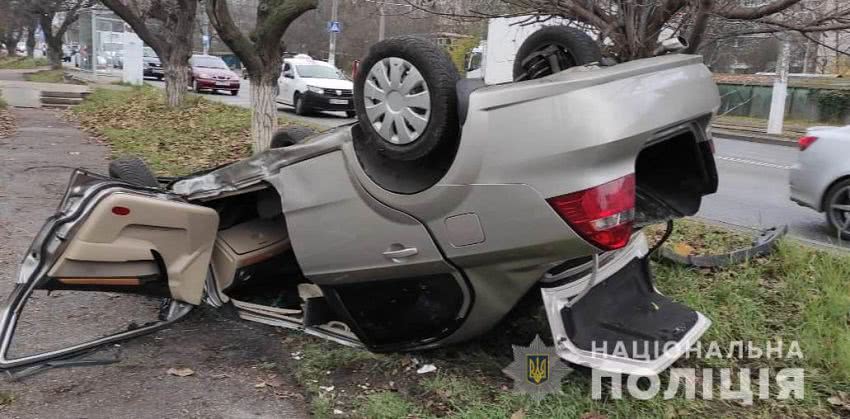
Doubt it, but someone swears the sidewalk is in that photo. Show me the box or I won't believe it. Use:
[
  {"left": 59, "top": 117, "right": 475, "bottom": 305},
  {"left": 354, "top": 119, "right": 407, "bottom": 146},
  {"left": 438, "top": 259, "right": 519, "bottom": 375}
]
[
  {"left": 0, "top": 108, "right": 307, "bottom": 418},
  {"left": 0, "top": 69, "right": 90, "bottom": 108}
]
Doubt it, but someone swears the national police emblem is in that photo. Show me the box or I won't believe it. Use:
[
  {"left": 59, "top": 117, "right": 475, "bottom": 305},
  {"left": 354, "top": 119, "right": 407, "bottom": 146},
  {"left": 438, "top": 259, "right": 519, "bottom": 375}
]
[{"left": 503, "top": 335, "right": 571, "bottom": 400}]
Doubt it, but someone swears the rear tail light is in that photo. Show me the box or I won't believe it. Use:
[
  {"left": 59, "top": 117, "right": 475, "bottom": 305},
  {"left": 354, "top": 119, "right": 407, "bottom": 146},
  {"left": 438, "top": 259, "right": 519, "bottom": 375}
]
[
  {"left": 798, "top": 136, "right": 818, "bottom": 151},
  {"left": 547, "top": 174, "right": 636, "bottom": 251}
]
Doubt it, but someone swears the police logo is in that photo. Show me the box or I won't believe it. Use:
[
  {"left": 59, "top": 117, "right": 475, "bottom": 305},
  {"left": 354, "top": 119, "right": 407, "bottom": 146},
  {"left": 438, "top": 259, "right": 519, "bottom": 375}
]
[{"left": 503, "top": 335, "right": 571, "bottom": 400}]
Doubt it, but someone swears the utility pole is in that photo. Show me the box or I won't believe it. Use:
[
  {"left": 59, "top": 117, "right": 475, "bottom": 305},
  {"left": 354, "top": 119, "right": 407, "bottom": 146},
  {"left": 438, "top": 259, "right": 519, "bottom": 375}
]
[
  {"left": 767, "top": 35, "right": 791, "bottom": 135},
  {"left": 328, "top": 0, "right": 339, "bottom": 66},
  {"left": 378, "top": 4, "right": 386, "bottom": 41}
]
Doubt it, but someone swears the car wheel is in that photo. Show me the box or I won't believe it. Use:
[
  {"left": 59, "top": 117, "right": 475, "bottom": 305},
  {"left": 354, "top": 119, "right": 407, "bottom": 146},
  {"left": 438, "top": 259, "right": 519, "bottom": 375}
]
[
  {"left": 294, "top": 94, "right": 308, "bottom": 115},
  {"left": 346, "top": 110, "right": 356, "bottom": 118},
  {"left": 824, "top": 178, "right": 850, "bottom": 240},
  {"left": 108, "top": 156, "right": 159, "bottom": 187},
  {"left": 157, "top": 75, "right": 163, "bottom": 80},
  {"left": 270, "top": 126, "right": 317, "bottom": 148},
  {"left": 512, "top": 26, "right": 602, "bottom": 82},
  {"left": 354, "top": 35, "right": 460, "bottom": 162},
  {"left": 192, "top": 79, "right": 200, "bottom": 93},
  {"left": 230, "top": 90, "right": 239, "bottom": 96}
]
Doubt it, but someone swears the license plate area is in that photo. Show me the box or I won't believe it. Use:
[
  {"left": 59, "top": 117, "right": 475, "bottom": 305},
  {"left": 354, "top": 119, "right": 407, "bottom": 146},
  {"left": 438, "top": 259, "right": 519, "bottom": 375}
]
[
  {"left": 215, "top": 82, "right": 229, "bottom": 86},
  {"left": 329, "top": 99, "right": 348, "bottom": 105}
]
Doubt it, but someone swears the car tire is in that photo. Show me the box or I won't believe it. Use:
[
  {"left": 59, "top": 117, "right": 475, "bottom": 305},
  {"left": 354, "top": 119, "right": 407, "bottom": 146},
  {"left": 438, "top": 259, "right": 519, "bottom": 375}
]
[
  {"left": 108, "top": 156, "right": 159, "bottom": 188},
  {"left": 156, "top": 75, "right": 163, "bottom": 80},
  {"left": 231, "top": 90, "right": 239, "bottom": 96},
  {"left": 192, "top": 79, "right": 201, "bottom": 93},
  {"left": 294, "top": 94, "right": 309, "bottom": 115},
  {"left": 824, "top": 178, "right": 850, "bottom": 240},
  {"left": 270, "top": 126, "right": 317, "bottom": 148},
  {"left": 512, "top": 26, "right": 602, "bottom": 82},
  {"left": 345, "top": 110, "right": 356, "bottom": 118},
  {"left": 354, "top": 35, "right": 460, "bottom": 162}
]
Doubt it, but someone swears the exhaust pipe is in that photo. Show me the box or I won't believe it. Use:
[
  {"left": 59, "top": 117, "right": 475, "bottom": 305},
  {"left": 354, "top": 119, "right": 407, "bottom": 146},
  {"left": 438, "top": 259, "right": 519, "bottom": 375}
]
[{"left": 654, "top": 36, "right": 689, "bottom": 56}]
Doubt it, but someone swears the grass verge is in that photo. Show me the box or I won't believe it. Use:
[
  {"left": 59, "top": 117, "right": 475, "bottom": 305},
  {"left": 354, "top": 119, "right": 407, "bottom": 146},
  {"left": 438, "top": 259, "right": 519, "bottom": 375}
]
[
  {"left": 72, "top": 86, "right": 305, "bottom": 176},
  {"left": 0, "top": 57, "right": 49, "bottom": 69},
  {"left": 23, "top": 69, "right": 65, "bottom": 83},
  {"left": 285, "top": 220, "right": 850, "bottom": 418},
  {"left": 70, "top": 88, "right": 850, "bottom": 417}
]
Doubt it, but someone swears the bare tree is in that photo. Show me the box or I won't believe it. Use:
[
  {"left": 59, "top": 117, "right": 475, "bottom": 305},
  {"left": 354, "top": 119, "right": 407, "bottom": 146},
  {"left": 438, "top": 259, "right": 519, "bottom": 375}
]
[
  {"left": 409, "top": 0, "right": 850, "bottom": 62},
  {"left": 0, "top": 1, "right": 28, "bottom": 57},
  {"left": 206, "top": 0, "right": 317, "bottom": 152},
  {"left": 99, "top": 0, "right": 198, "bottom": 107},
  {"left": 27, "top": 0, "right": 90, "bottom": 68}
]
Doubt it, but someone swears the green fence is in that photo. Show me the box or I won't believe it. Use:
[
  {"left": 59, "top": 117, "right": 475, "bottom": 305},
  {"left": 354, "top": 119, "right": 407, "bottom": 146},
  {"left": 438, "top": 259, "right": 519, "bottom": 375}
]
[{"left": 718, "top": 84, "right": 850, "bottom": 123}]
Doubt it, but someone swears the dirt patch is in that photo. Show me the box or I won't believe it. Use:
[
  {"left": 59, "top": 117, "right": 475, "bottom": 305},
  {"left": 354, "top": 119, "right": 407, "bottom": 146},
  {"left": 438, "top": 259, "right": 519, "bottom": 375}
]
[{"left": 0, "top": 106, "right": 14, "bottom": 138}]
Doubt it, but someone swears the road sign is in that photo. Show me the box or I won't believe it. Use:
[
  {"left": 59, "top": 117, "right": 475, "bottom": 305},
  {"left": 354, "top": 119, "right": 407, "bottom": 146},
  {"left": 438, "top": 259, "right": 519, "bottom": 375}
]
[{"left": 327, "top": 21, "right": 342, "bottom": 33}]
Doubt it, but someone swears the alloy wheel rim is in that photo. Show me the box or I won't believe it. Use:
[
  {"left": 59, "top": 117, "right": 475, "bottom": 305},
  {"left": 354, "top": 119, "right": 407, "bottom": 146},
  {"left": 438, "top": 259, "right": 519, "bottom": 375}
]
[
  {"left": 829, "top": 185, "right": 850, "bottom": 234},
  {"left": 363, "top": 57, "right": 431, "bottom": 145}
]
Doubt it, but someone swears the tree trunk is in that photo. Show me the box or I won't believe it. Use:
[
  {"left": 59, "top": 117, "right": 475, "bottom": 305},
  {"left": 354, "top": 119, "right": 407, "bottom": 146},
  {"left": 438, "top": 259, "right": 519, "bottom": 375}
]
[
  {"left": 4, "top": 36, "right": 19, "bottom": 57},
  {"left": 164, "top": 57, "right": 189, "bottom": 107},
  {"left": 26, "top": 26, "right": 36, "bottom": 58},
  {"left": 46, "top": 39, "right": 63, "bottom": 70},
  {"left": 250, "top": 73, "right": 279, "bottom": 152}
]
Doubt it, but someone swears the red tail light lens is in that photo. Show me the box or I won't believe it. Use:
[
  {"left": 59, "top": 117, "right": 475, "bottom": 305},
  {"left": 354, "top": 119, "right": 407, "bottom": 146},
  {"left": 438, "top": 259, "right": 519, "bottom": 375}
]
[
  {"left": 798, "top": 136, "right": 818, "bottom": 151},
  {"left": 547, "top": 174, "right": 636, "bottom": 251}
]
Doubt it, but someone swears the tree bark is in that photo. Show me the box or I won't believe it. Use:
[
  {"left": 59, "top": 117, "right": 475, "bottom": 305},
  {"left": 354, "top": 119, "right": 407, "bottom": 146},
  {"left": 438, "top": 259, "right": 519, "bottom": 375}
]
[
  {"left": 250, "top": 72, "right": 279, "bottom": 152},
  {"left": 164, "top": 57, "right": 189, "bottom": 108},
  {"left": 25, "top": 24, "right": 36, "bottom": 58},
  {"left": 46, "top": 39, "right": 63, "bottom": 69}
]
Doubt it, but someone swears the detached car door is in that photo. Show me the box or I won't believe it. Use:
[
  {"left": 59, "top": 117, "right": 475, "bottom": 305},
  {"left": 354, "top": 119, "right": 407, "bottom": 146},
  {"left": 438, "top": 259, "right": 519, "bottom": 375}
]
[{"left": 0, "top": 170, "right": 218, "bottom": 369}]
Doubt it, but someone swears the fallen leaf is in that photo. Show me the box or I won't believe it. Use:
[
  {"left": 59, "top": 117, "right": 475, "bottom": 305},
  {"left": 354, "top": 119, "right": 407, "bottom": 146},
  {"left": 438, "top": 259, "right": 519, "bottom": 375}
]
[
  {"left": 673, "top": 242, "right": 695, "bottom": 256},
  {"left": 254, "top": 382, "right": 267, "bottom": 389},
  {"left": 167, "top": 367, "right": 195, "bottom": 377},
  {"left": 510, "top": 410, "right": 526, "bottom": 419}
]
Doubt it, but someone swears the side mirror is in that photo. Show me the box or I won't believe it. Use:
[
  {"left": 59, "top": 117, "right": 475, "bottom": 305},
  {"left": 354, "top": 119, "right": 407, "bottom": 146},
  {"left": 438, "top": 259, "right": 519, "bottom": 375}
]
[{"left": 283, "top": 71, "right": 293, "bottom": 79}]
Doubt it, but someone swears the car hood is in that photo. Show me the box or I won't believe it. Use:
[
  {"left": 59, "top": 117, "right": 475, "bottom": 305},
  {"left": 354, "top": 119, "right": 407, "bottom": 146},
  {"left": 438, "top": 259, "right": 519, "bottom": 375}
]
[
  {"left": 194, "top": 67, "right": 237, "bottom": 78},
  {"left": 301, "top": 78, "right": 353, "bottom": 89}
]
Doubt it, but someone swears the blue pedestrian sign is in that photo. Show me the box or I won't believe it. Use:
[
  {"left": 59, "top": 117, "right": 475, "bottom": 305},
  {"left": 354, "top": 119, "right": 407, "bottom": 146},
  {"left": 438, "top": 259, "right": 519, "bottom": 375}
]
[{"left": 327, "top": 21, "right": 342, "bottom": 33}]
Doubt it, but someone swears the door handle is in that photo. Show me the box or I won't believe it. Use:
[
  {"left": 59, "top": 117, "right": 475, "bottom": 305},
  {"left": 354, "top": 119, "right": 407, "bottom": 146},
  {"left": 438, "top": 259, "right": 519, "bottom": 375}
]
[{"left": 382, "top": 247, "right": 418, "bottom": 259}]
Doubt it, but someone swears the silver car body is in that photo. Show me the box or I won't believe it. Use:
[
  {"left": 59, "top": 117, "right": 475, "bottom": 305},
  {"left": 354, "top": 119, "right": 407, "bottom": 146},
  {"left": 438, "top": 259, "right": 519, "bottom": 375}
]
[
  {"left": 1, "top": 54, "right": 720, "bottom": 376},
  {"left": 790, "top": 125, "right": 850, "bottom": 211}
]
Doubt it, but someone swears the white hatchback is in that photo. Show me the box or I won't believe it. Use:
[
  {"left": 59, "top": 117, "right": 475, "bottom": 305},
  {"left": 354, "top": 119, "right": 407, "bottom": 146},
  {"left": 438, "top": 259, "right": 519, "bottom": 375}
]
[{"left": 276, "top": 55, "right": 355, "bottom": 117}]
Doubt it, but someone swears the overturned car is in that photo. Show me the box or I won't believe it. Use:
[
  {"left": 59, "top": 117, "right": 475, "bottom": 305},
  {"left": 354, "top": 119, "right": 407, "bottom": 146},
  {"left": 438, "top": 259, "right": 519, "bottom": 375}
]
[{"left": 0, "top": 30, "right": 719, "bottom": 377}]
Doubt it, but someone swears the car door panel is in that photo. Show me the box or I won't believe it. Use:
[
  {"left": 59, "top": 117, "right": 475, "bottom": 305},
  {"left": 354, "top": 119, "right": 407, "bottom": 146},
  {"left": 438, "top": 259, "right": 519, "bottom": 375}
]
[{"left": 0, "top": 170, "right": 218, "bottom": 369}]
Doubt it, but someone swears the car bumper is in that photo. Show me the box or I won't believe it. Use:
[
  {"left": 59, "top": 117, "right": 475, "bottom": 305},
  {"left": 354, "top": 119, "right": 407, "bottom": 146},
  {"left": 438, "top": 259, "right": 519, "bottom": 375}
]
[
  {"left": 144, "top": 67, "right": 164, "bottom": 77},
  {"left": 196, "top": 79, "right": 240, "bottom": 90},
  {"left": 303, "top": 91, "right": 354, "bottom": 111},
  {"left": 789, "top": 163, "right": 821, "bottom": 211}
]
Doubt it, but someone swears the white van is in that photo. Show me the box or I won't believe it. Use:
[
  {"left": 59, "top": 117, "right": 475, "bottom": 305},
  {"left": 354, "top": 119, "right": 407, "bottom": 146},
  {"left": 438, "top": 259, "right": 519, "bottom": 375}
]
[{"left": 276, "top": 55, "right": 355, "bottom": 117}]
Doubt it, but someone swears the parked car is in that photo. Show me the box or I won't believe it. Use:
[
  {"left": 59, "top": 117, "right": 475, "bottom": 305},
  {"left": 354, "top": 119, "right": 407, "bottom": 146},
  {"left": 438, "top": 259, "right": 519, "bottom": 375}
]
[
  {"left": 142, "top": 47, "right": 163, "bottom": 80},
  {"left": 790, "top": 125, "right": 850, "bottom": 239},
  {"left": 0, "top": 30, "right": 720, "bottom": 377},
  {"left": 190, "top": 54, "right": 240, "bottom": 96},
  {"left": 277, "top": 55, "right": 355, "bottom": 117}
]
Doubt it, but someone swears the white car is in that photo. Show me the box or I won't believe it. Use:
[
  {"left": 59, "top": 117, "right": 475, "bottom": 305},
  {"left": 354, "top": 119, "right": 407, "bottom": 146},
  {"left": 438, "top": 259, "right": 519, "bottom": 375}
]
[
  {"left": 277, "top": 55, "right": 355, "bottom": 117},
  {"left": 789, "top": 125, "right": 850, "bottom": 239}
]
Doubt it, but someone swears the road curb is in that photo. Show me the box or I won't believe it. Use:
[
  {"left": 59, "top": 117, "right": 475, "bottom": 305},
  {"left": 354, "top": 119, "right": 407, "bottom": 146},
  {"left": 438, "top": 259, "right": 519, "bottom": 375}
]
[{"left": 712, "top": 128, "right": 797, "bottom": 148}]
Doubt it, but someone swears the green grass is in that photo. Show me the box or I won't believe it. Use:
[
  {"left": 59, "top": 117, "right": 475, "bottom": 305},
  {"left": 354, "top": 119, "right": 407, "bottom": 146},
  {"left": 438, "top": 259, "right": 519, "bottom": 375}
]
[
  {"left": 23, "top": 69, "right": 65, "bottom": 83},
  {"left": 72, "top": 86, "right": 311, "bottom": 176},
  {"left": 0, "top": 57, "right": 49, "bottom": 69},
  {"left": 0, "top": 97, "right": 7, "bottom": 109}
]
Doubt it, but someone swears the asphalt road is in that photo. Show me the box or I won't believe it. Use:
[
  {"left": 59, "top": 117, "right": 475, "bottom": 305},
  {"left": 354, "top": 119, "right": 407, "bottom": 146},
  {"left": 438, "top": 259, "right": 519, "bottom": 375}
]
[
  {"left": 699, "top": 137, "right": 849, "bottom": 249},
  {"left": 145, "top": 77, "right": 356, "bottom": 129}
]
